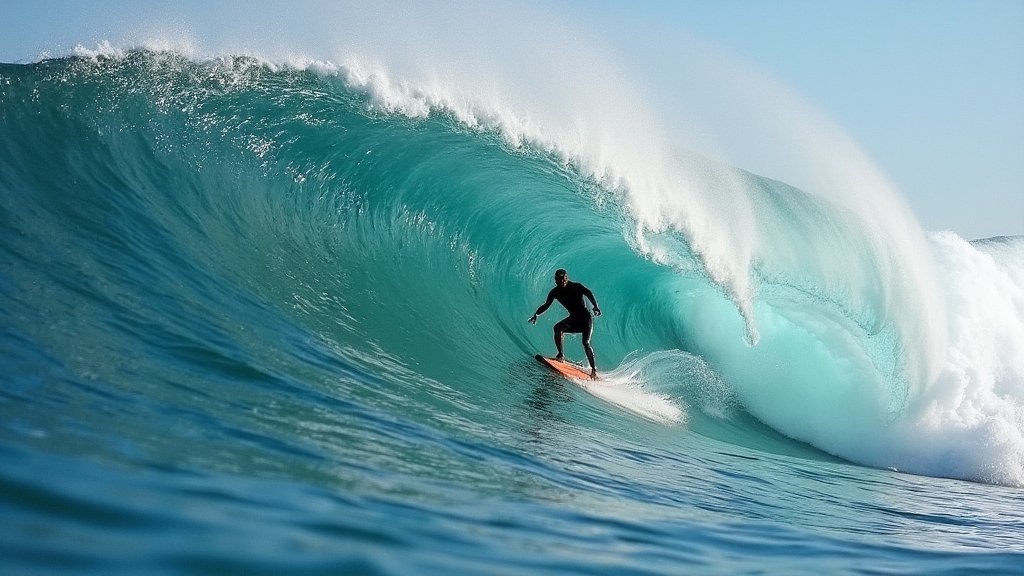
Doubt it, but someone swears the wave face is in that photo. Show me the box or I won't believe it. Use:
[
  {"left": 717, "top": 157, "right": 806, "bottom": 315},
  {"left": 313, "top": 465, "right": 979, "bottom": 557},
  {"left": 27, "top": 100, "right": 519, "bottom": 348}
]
[{"left": 1, "top": 51, "right": 1023, "bottom": 572}]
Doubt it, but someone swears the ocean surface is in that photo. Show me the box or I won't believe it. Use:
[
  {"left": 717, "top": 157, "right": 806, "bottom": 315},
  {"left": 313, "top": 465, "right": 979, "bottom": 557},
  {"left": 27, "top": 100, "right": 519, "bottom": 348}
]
[{"left": 1, "top": 49, "right": 1022, "bottom": 575}]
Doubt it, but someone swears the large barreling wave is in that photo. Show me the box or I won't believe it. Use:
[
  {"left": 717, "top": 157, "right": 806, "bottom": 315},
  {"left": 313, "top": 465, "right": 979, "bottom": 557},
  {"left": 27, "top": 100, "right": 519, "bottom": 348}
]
[{"left": 1, "top": 44, "right": 1022, "bottom": 487}]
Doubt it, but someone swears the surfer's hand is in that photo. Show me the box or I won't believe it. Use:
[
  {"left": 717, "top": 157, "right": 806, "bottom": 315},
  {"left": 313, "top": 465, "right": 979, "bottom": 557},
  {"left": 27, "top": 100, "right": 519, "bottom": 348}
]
[
  {"left": 529, "top": 314, "right": 537, "bottom": 324},
  {"left": 593, "top": 307, "right": 602, "bottom": 317}
]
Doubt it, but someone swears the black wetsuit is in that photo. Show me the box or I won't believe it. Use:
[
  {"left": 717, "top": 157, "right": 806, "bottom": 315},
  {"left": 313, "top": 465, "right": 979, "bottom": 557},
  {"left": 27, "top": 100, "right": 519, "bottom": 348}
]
[
  {"left": 534, "top": 279, "right": 599, "bottom": 372},
  {"left": 535, "top": 281, "right": 596, "bottom": 334}
]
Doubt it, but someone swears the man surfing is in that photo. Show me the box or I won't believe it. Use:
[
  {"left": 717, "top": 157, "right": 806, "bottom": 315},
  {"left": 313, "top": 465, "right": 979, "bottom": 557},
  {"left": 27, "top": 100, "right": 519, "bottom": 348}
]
[{"left": 529, "top": 269, "right": 602, "bottom": 379}]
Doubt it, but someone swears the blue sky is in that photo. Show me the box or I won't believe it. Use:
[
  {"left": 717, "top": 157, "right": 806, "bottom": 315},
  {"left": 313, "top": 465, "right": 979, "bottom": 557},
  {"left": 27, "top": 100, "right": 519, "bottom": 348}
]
[
  {"left": 1, "top": 0, "right": 1021, "bottom": 239},
  {"left": 570, "top": 0, "right": 1024, "bottom": 240}
]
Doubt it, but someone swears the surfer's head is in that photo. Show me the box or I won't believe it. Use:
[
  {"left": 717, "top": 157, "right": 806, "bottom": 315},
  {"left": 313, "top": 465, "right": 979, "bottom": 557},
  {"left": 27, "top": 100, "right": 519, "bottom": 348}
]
[{"left": 554, "top": 269, "right": 568, "bottom": 287}]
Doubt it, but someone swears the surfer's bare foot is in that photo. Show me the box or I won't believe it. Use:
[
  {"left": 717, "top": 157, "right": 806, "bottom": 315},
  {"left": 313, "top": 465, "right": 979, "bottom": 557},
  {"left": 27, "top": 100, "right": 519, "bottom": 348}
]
[
  {"left": 590, "top": 370, "right": 598, "bottom": 380},
  {"left": 554, "top": 354, "right": 564, "bottom": 361}
]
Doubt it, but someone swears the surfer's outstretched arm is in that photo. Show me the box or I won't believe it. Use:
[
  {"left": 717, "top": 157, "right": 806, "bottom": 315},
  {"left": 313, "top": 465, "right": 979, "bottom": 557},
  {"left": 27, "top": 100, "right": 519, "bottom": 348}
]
[{"left": 529, "top": 289, "right": 557, "bottom": 324}]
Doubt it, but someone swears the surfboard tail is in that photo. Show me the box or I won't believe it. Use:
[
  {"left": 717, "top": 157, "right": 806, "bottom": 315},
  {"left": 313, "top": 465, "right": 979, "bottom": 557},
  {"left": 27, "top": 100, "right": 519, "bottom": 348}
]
[{"left": 535, "top": 354, "right": 594, "bottom": 380}]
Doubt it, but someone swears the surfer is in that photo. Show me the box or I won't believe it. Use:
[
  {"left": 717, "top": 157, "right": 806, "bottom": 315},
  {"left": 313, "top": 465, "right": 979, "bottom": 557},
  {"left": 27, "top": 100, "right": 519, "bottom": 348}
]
[{"left": 529, "top": 269, "right": 602, "bottom": 379}]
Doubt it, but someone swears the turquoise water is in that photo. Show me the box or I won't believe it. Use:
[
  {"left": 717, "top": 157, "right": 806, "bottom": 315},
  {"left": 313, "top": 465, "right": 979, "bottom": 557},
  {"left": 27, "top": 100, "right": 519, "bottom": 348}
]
[{"left": 1, "top": 52, "right": 1022, "bottom": 575}]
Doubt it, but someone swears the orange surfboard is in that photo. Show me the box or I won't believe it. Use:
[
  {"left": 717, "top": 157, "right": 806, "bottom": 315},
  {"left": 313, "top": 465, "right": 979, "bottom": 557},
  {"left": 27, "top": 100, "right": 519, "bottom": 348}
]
[{"left": 535, "top": 354, "right": 596, "bottom": 380}]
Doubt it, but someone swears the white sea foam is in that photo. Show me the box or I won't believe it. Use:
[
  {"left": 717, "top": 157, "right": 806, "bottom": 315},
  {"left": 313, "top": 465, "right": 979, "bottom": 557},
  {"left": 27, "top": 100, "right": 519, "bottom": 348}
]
[
  {"left": 570, "top": 359, "right": 686, "bottom": 425},
  {"left": 890, "top": 233, "right": 1024, "bottom": 484}
]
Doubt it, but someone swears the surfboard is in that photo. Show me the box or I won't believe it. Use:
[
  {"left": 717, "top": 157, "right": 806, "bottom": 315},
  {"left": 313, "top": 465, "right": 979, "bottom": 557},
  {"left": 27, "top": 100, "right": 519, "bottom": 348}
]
[{"left": 535, "top": 354, "right": 596, "bottom": 380}]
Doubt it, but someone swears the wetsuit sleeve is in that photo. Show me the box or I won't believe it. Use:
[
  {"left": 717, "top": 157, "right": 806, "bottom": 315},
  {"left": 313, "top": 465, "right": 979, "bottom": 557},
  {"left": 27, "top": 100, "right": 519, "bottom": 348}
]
[
  {"left": 534, "top": 288, "right": 557, "bottom": 316},
  {"left": 582, "top": 285, "right": 598, "bottom": 309}
]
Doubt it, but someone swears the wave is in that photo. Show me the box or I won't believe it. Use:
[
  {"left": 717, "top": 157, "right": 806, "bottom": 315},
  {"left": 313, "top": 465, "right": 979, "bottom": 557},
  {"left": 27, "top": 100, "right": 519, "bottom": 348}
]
[{"left": 1, "top": 48, "right": 1021, "bottom": 486}]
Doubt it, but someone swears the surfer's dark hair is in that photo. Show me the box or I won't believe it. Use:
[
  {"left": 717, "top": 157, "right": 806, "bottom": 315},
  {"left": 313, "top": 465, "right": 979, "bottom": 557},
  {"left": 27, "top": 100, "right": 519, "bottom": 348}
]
[{"left": 555, "top": 269, "right": 567, "bottom": 278}]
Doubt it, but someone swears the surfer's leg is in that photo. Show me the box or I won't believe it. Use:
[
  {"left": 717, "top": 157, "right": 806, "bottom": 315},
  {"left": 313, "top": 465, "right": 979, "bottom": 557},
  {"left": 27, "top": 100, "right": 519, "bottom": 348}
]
[
  {"left": 553, "top": 317, "right": 569, "bottom": 360},
  {"left": 582, "top": 317, "right": 596, "bottom": 371}
]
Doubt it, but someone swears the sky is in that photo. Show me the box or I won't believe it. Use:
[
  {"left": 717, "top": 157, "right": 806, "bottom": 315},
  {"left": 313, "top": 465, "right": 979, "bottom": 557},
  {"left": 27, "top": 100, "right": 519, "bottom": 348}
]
[
  {"left": 1, "top": 0, "right": 1021, "bottom": 240},
  {"left": 567, "top": 0, "right": 1024, "bottom": 240}
]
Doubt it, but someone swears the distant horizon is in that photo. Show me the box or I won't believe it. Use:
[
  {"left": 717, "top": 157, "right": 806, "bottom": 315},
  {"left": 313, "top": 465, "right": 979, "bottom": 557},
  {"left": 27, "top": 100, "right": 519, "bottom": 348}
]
[{"left": 2, "top": 0, "right": 1021, "bottom": 240}]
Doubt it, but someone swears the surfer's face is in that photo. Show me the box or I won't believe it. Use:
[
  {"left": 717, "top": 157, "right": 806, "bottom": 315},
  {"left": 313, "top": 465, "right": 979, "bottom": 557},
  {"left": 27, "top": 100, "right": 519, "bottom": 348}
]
[{"left": 555, "top": 272, "right": 568, "bottom": 287}]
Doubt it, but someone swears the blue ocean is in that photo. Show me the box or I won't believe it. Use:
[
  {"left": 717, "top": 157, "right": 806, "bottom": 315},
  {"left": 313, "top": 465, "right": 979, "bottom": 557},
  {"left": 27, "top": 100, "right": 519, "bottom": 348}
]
[{"left": 1, "top": 45, "right": 1022, "bottom": 575}]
